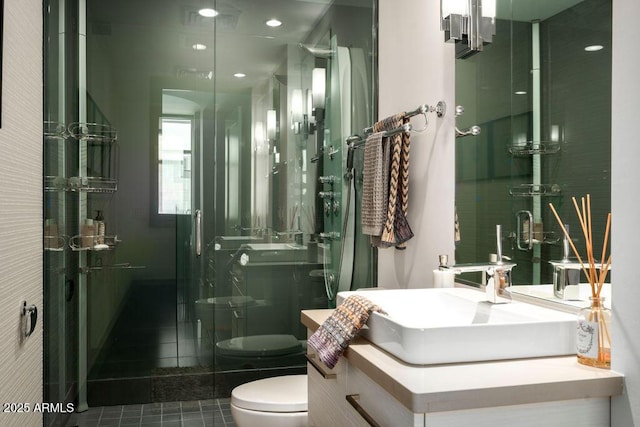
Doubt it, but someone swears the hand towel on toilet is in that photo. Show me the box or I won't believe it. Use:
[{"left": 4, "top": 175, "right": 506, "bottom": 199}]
[{"left": 308, "top": 295, "right": 386, "bottom": 369}]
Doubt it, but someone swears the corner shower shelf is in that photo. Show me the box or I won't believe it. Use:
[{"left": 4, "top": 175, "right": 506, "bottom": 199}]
[
  {"left": 68, "top": 122, "right": 117, "bottom": 143},
  {"left": 69, "top": 235, "right": 121, "bottom": 252},
  {"left": 45, "top": 176, "right": 118, "bottom": 193},
  {"left": 518, "top": 231, "right": 562, "bottom": 248},
  {"left": 508, "top": 140, "right": 561, "bottom": 156},
  {"left": 509, "top": 184, "right": 562, "bottom": 197},
  {"left": 67, "top": 176, "right": 118, "bottom": 193},
  {"left": 44, "top": 121, "right": 67, "bottom": 141},
  {"left": 45, "top": 176, "right": 68, "bottom": 192},
  {"left": 45, "top": 235, "right": 66, "bottom": 251}
]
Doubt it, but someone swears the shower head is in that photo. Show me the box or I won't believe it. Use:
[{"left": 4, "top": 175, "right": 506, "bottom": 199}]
[{"left": 299, "top": 43, "right": 332, "bottom": 58}]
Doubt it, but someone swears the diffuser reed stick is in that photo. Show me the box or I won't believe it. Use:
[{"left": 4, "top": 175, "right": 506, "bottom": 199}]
[{"left": 549, "top": 195, "right": 612, "bottom": 368}]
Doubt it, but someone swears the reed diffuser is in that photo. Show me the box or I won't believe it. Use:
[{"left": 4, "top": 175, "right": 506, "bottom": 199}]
[{"left": 549, "top": 195, "right": 612, "bottom": 369}]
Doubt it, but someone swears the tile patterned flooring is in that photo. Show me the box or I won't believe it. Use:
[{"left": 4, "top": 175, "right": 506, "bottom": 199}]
[{"left": 67, "top": 399, "right": 236, "bottom": 427}]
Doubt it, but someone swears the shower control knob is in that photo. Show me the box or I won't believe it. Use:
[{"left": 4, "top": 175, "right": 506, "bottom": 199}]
[
  {"left": 455, "top": 105, "right": 465, "bottom": 116},
  {"left": 319, "top": 175, "right": 337, "bottom": 184},
  {"left": 333, "top": 200, "right": 340, "bottom": 215},
  {"left": 318, "top": 191, "right": 335, "bottom": 199}
]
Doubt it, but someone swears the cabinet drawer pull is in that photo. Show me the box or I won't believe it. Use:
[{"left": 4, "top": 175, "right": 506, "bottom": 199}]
[
  {"left": 346, "top": 394, "right": 381, "bottom": 427},
  {"left": 305, "top": 354, "right": 336, "bottom": 379}
]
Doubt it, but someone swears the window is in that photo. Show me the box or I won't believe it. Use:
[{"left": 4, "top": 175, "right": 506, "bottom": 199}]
[{"left": 158, "top": 117, "right": 192, "bottom": 214}]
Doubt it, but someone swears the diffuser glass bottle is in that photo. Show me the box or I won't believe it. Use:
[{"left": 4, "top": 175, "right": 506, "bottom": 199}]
[{"left": 576, "top": 296, "right": 611, "bottom": 369}]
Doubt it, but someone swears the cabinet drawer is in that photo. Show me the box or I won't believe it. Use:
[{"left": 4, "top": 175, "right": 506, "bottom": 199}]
[
  {"left": 307, "top": 361, "right": 369, "bottom": 427},
  {"left": 348, "top": 364, "right": 424, "bottom": 427}
]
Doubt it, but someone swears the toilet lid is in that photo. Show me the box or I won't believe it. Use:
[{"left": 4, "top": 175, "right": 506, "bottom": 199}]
[
  {"left": 231, "top": 375, "right": 307, "bottom": 412},
  {"left": 216, "top": 334, "right": 302, "bottom": 357}
]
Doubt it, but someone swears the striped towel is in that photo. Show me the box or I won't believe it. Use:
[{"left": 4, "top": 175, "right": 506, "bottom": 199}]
[
  {"left": 361, "top": 131, "right": 388, "bottom": 236},
  {"left": 308, "top": 295, "right": 386, "bottom": 369},
  {"left": 381, "top": 114, "right": 413, "bottom": 248}
]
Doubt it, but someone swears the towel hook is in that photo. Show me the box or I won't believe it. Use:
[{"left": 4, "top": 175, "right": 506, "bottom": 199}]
[{"left": 411, "top": 110, "right": 429, "bottom": 133}]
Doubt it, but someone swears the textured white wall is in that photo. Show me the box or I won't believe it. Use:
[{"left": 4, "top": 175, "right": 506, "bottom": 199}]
[
  {"left": 0, "top": 0, "right": 43, "bottom": 425},
  {"left": 611, "top": 0, "right": 640, "bottom": 424},
  {"left": 377, "top": 0, "right": 456, "bottom": 288}
]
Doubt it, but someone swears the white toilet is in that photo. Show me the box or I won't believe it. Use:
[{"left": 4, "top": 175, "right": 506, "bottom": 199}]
[
  {"left": 215, "top": 334, "right": 306, "bottom": 369},
  {"left": 230, "top": 374, "right": 308, "bottom": 427}
]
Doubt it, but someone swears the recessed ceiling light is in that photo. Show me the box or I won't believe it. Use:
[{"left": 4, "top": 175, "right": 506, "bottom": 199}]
[
  {"left": 514, "top": 91, "right": 527, "bottom": 95},
  {"left": 234, "top": 73, "right": 246, "bottom": 78},
  {"left": 266, "top": 19, "right": 282, "bottom": 27},
  {"left": 192, "top": 43, "right": 207, "bottom": 51},
  {"left": 198, "top": 8, "right": 218, "bottom": 18},
  {"left": 584, "top": 45, "right": 604, "bottom": 52}
]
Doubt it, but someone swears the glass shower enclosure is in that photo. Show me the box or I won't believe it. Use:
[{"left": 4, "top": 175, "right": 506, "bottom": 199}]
[{"left": 44, "top": 0, "right": 377, "bottom": 416}]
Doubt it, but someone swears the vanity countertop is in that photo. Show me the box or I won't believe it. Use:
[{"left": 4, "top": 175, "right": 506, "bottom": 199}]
[{"left": 301, "top": 309, "right": 624, "bottom": 414}]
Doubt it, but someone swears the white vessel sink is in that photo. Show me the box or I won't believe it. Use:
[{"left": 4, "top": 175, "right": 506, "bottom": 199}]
[{"left": 336, "top": 287, "right": 577, "bottom": 365}]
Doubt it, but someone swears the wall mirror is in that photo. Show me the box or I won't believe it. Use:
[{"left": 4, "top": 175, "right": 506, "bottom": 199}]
[{"left": 454, "top": 0, "right": 612, "bottom": 305}]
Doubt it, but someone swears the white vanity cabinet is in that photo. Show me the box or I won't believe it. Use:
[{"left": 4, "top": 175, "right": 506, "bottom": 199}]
[
  {"left": 306, "top": 335, "right": 370, "bottom": 426},
  {"left": 303, "top": 310, "right": 624, "bottom": 427}
]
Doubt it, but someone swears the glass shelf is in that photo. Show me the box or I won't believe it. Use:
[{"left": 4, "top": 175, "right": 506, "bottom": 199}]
[{"left": 508, "top": 140, "right": 561, "bottom": 156}]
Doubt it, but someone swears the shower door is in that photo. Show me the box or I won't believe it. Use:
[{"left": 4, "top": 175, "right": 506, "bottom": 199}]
[{"left": 177, "top": 0, "right": 379, "bottom": 375}]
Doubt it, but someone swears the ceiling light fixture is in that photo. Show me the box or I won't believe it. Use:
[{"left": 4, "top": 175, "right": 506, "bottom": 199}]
[
  {"left": 584, "top": 45, "right": 604, "bottom": 52},
  {"left": 192, "top": 43, "right": 207, "bottom": 51},
  {"left": 266, "top": 19, "right": 282, "bottom": 27},
  {"left": 198, "top": 8, "right": 218, "bottom": 18},
  {"left": 234, "top": 73, "right": 246, "bottom": 78},
  {"left": 514, "top": 91, "right": 527, "bottom": 95}
]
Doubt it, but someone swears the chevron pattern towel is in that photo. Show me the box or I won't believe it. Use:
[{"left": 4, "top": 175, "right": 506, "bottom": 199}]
[
  {"left": 381, "top": 114, "right": 413, "bottom": 248},
  {"left": 307, "top": 295, "right": 386, "bottom": 369}
]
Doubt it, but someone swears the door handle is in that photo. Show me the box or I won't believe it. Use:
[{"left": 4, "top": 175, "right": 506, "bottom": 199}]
[
  {"left": 22, "top": 301, "right": 38, "bottom": 338},
  {"left": 516, "top": 210, "right": 534, "bottom": 250},
  {"left": 195, "top": 209, "right": 202, "bottom": 257}
]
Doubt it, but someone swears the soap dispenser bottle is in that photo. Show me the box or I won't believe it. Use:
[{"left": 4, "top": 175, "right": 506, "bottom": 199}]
[
  {"left": 94, "top": 210, "right": 105, "bottom": 244},
  {"left": 81, "top": 218, "right": 95, "bottom": 248},
  {"left": 433, "top": 254, "right": 455, "bottom": 288}
]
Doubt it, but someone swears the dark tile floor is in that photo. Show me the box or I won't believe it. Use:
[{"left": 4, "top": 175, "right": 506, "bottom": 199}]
[
  {"left": 89, "top": 281, "right": 212, "bottom": 382},
  {"left": 88, "top": 281, "right": 214, "bottom": 405},
  {"left": 68, "top": 399, "right": 236, "bottom": 427}
]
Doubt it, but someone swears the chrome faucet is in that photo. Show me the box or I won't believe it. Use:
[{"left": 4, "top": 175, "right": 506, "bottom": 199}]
[
  {"left": 443, "top": 225, "right": 516, "bottom": 303},
  {"left": 549, "top": 224, "right": 581, "bottom": 299}
]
